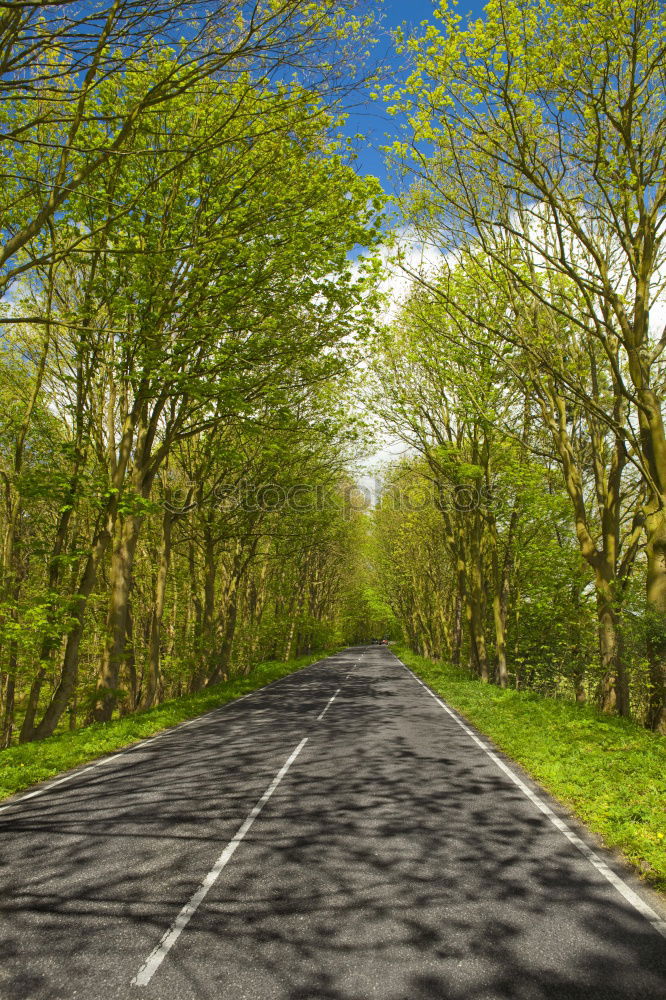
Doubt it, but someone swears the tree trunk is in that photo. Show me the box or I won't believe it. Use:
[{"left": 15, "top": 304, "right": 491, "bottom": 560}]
[
  {"left": 29, "top": 522, "right": 113, "bottom": 740},
  {"left": 645, "top": 507, "right": 666, "bottom": 732},
  {"left": 468, "top": 580, "right": 489, "bottom": 681},
  {"left": 94, "top": 512, "right": 142, "bottom": 722},
  {"left": 19, "top": 474, "right": 79, "bottom": 741},
  {"left": 595, "top": 576, "right": 629, "bottom": 718},
  {"left": 573, "top": 670, "right": 586, "bottom": 704},
  {"left": 451, "top": 590, "right": 463, "bottom": 667},
  {"left": 124, "top": 600, "right": 138, "bottom": 711},
  {"left": 247, "top": 556, "right": 269, "bottom": 663},
  {"left": 143, "top": 509, "right": 173, "bottom": 709},
  {"left": 492, "top": 589, "right": 508, "bottom": 688},
  {"left": 188, "top": 535, "right": 205, "bottom": 692},
  {"left": 202, "top": 521, "right": 216, "bottom": 646},
  {"left": 283, "top": 616, "right": 297, "bottom": 663},
  {"left": 472, "top": 613, "right": 489, "bottom": 681},
  {"left": 208, "top": 595, "right": 239, "bottom": 685},
  {"left": 19, "top": 666, "right": 48, "bottom": 743},
  {"left": 1, "top": 646, "right": 16, "bottom": 749},
  {"left": 492, "top": 510, "right": 516, "bottom": 688}
]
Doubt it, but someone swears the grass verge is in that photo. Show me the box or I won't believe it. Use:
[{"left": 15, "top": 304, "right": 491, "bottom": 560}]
[
  {"left": 397, "top": 646, "right": 666, "bottom": 895},
  {"left": 0, "top": 650, "right": 333, "bottom": 802}
]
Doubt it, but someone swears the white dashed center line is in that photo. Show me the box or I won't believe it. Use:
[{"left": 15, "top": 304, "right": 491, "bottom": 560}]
[
  {"left": 131, "top": 737, "right": 309, "bottom": 987},
  {"left": 316, "top": 688, "right": 341, "bottom": 721}
]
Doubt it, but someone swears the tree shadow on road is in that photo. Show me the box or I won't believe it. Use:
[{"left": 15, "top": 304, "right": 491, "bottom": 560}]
[{"left": 0, "top": 649, "right": 664, "bottom": 1000}]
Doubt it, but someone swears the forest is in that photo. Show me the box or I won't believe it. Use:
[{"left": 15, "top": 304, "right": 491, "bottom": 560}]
[
  {"left": 370, "top": 0, "right": 666, "bottom": 735},
  {"left": 1, "top": 0, "right": 666, "bottom": 748}
]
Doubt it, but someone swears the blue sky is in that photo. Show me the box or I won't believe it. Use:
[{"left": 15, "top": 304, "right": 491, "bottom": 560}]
[{"left": 346, "top": 0, "right": 487, "bottom": 191}]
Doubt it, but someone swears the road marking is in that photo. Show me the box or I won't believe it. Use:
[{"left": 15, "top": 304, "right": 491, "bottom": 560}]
[
  {"left": 0, "top": 723, "right": 222, "bottom": 815},
  {"left": 396, "top": 656, "right": 666, "bottom": 940},
  {"left": 94, "top": 753, "right": 124, "bottom": 766},
  {"left": 316, "top": 689, "right": 340, "bottom": 721},
  {"left": 0, "top": 767, "right": 96, "bottom": 812},
  {"left": 131, "top": 737, "right": 309, "bottom": 987},
  {"left": 0, "top": 655, "right": 332, "bottom": 817}
]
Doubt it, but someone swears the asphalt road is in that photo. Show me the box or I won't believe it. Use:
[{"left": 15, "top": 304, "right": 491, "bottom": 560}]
[{"left": 1, "top": 646, "right": 665, "bottom": 1000}]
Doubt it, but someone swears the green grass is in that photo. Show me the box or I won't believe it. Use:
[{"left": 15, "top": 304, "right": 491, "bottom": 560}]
[
  {"left": 0, "top": 650, "right": 334, "bottom": 802},
  {"left": 397, "top": 646, "right": 666, "bottom": 895}
]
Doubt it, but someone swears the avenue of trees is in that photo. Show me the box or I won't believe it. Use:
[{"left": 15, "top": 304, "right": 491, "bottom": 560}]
[
  {"left": 0, "top": 0, "right": 383, "bottom": 744},
  {"left": 371, "top": 0, "right": 666, "bottom": 731},
  {"left": 3, "top": 0, "right": 666, "bottom": 746}
]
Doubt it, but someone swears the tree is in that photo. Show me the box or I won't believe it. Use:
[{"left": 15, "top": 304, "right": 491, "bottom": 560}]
[
  {"left": 389, "top": 0, "right": 666, "bottom": 729},
  {"left": 0, "top": 0, "right": 378, "bottom": 293},
  {"left": 2, "top": 67, "right": 383, "bottom": 741},
  {"left": 371, "top": 277, "right": 527, "bottom": 684}
]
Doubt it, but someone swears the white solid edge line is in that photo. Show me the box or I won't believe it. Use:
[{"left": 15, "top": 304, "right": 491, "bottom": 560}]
[
  {"left": 316, "top": 688, "right": 341, "bottom": 721},
  {"left": 0, "top": 654, "right": 336, "bottom": 817},
  {"left": 394, "top": 654, "right": 666, "bottom": 940},
  {"left": 0, "top": 728, "right": 215, "bottom": 815},
  {"left": 0, "top": 767, "right": 95, "bottom": 811},
  {"left": 131, "top": 736, "right": 309, "bottom": 988}
]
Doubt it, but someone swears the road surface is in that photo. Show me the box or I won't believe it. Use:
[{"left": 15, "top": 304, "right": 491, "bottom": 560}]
[{"left": 0, "top": 646, "right": 664, "bottom": 1000}]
